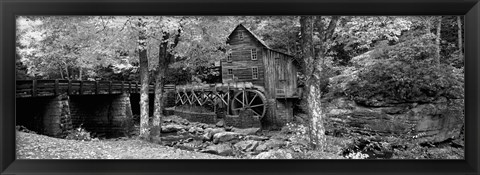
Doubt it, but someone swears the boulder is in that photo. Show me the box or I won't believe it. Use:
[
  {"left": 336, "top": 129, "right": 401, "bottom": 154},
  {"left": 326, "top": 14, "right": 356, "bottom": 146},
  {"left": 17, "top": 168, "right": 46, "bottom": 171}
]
[
  {"left": 163, "top": 118, "right": 173, "bottom": 123},
  {"left": 232, "top": 128, "right": 260, "bottom": 135},
  {"left": 188, "top": 127, "right": 203, "bottom": 134},
  {"left": 234, "top": 140, "right": 260, "bottom": 152},
  {"left": 176, "top": 140, "right": 204, "bottom": 151},
  {"left": 254, "top": 149, "right": 293, "bottom": 159},
  {"left": 410, "top": 102, "right": 464, "bottom": 143},
  {"left": 245, "top": 135, "right": 269, "bottom": 141},
  {"left": 216, "top": 119, "right": 225, "bottom": 127},
  {"left": 201, "top": 143, "right": 234, "bottom": 156},
  {"left": 324, "top": 97, "right": 464, "bottom": 143},
  {"left": 255, "top": 139, "right": 286, "bottom": 151},
  {"left": 168, "top": 115, "right": 189, "bottom": 124},
  {"left": 202, "top": 128, "right": 226, "bottom": 141},
  {"left": 161, "top": 124, "right": 184, "bottom": 133},
  {"left": 212, "top": 132, "right": 242, "bottom": 144}
]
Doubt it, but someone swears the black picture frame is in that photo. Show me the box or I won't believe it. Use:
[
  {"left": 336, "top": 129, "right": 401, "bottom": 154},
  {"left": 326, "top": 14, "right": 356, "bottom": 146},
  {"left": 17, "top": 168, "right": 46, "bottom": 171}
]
[{"left": 1, "top": 0, "right": 479, "bottom": 175}]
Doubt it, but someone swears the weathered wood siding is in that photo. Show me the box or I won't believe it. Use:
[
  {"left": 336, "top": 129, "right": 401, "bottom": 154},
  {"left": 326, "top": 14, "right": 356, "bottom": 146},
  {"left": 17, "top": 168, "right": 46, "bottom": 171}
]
[
  {"left": 282, "top": 58, "right": 298, "bottom": 97},
  {"left": 222, "top": 26, "right": 265, "bottom": 87},
  {"left": 263, "top": 50, "right": 297, "bottom": 98}
]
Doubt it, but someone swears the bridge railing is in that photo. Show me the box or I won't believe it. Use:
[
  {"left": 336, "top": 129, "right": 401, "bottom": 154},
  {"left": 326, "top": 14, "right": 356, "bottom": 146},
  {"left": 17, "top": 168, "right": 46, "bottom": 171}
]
[{"left": 16, "top": 80, "right": 164, "bottom": 98}]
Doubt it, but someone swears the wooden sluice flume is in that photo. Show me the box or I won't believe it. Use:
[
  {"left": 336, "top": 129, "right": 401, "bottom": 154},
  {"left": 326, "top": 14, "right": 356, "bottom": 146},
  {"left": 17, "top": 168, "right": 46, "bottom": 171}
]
[{"left": 174, "top": 82, "right": 267, "bottom": 119}]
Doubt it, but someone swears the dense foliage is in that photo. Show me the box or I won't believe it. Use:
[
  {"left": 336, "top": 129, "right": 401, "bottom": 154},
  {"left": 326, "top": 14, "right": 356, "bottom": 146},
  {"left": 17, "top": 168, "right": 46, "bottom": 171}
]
[{"left": 344, "top": 34, "right": 464, "bottom": 106}]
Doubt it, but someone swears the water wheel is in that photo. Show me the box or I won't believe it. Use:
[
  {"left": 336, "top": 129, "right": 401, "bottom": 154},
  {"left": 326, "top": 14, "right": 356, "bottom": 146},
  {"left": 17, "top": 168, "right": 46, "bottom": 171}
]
[{"left": 231, "top": 89, "right": 267, "bottom": 119}]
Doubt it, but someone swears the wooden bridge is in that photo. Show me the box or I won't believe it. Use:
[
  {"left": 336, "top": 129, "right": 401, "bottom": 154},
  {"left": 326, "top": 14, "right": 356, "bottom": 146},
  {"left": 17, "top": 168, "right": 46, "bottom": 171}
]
[
  {"left": 16, "top": 79, "right": 176, "bottom": 138},
  {"left": 16, "top": 80, "right": 176, "bottom": 98}
]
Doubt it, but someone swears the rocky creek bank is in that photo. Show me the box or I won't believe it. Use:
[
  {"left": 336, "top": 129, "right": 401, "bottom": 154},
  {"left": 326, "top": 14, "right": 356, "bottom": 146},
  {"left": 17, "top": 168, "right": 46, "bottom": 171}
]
[
  {"left": 155, "top": 115, "right": 317, "bottom": 159},
  {"left": 315, "top": 95, "right": 465, "bottom": 159}
]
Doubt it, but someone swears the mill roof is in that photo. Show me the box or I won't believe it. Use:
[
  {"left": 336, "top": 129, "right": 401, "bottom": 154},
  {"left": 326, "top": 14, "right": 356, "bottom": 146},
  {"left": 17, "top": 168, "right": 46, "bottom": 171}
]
[{"left": 227, "top": 24, "right": 295, "bottom": 58}]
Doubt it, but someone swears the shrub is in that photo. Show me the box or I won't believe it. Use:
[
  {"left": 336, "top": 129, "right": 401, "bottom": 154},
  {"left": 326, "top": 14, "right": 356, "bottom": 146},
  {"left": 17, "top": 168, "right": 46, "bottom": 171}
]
[
  {"left": 392, "top": 144, "right": 464, "bottom": 159},
  {"left": 292, "top": 150, "right": 345, "bottom": 159},
  {"left": 346, "top": 61, "right": 463, "bottom": 106},
  {"left": 344, "top": 34, "right": 464, "bottom": 106},
  {"left": 345, "top": 152, "right": 369, "bottom": 159},
  {"left": 319, "top": 58, "right": 342, "bottom": 95},
  {"left": 341, "top": 136, "right": 394, "bottom": 159},
  {"left": 65, "top": 126, "right": 92, "bottom": 141},
  {"left": 282, "top": 123, "right": 310, "bottom": 150}
]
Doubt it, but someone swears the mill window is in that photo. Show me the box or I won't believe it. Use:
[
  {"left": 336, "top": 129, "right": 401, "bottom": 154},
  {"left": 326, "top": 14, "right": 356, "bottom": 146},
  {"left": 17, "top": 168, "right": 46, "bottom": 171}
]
[
  {"left": 251, "top": 48, "right": 257, "bottom": 60},
  {"left": 227, "top": 53, "right": 232, "bottom": 62},
  {"left": 238, "top": 32, "right": 244, "bottom": 39},
  {"left": 228, "top": 69, "right": 233, "bottom": 75},
  {"left": 252, "top": 67, "right": 258, "bottom": 79}
]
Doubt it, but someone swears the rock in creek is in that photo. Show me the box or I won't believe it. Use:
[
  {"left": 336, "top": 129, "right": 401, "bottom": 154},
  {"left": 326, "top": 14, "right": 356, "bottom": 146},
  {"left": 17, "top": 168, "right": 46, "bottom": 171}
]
[
  {"left": 176, "top": 140, "right": 204, "bottom": 151},
  {"left": 202, "top": 128, "right": 226, "bottom": 141},
  {"left": 234, "top": 140, "right": 260, "bottom": 152},
  {"left": 231, "top": 127, "right": 260, "bottom": 135},
  {"left": 244, "top": 135, "right": 269, "bottom": 141},
  {"left": 254, "top": 149, "right": 293, "bottom": 159},
  {"left": 255, "top": 139, "right": 286, "bottom": 152},
  {"left": 216, "top": 119, "right": 225, "bottom": 127},
  {"left": 188, "top": 127, "right": 204, "bottom": 134},
  {"left": 161, "top": 124, "right": 185, "bottom": 133},
  {"left": 201, "top": 143, "right": 234, "bottom": 156},
  {"left": 212, "top": 132, "right": 242, "bottom": 144}
]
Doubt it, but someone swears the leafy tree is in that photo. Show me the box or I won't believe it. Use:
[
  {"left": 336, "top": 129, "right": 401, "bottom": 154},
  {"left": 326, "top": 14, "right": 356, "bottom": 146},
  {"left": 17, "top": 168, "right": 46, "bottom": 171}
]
[
  {"left": 345, "top": 33, "right": 464, "bottom": 106},
  {"left": 150, "top": 16, "right": 233, "bottom": 141},
  {"left": 299, "top": 16, "right": 340, "bottom": 151}
]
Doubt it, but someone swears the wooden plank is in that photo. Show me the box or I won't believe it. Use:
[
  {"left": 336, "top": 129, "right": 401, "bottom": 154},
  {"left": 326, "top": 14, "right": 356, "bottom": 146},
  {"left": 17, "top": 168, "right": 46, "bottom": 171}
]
[
  {"left": 135, "top": 82, "right": 138, "bottom": 93},
  {"left": 67, "top": 80, "right": 72, "bottom": 95},
  {"left": 95, "top": 81, "right": 99, "bottom": 95},
  {"left": 128, "top": 82, "right": 132, "bottom": 93},
  {"left": 109, "top": 81, "right": 112, "bottom": 94},
  {"left": 54, "top": 79, "right": 59, "bottom": 95},
  {"left": 79, "top": 81, "right": 83, "bottom": 95},
  {"left": 31, "top": 80, "right": 37, "bottom": 97},
  {"left": 121, "top": 81, "right": 124, "bottom": 93}
]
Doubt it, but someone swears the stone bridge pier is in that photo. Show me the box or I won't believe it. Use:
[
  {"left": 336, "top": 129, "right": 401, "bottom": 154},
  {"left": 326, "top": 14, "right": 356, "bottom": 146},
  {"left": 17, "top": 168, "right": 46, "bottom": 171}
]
[{"left": 16, "top": 93, "right": 134, "bottom": 138}]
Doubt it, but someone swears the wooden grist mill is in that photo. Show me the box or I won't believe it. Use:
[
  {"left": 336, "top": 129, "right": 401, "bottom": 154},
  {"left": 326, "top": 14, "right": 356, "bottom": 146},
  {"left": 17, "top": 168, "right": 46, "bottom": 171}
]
[{"left": 173, "top": 24, "right": 301, "bottom": 129}]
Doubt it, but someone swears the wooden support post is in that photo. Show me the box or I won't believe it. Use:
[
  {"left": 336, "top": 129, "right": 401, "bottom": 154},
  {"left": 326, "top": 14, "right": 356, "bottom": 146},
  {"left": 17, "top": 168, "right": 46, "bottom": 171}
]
[
  {"left": 67, "top": 80, "right": 72, "bottom": 95},
  {"left": 128, "top": 82, "right": 132, "bottom": 93},
  {"left": 79, "top": 81, "right": 83, "bottom": 95},
  {"left": 121, "top": 81, "right": 124, "bottom": 93},
  {"left": 227, "top": 86, "right": 230, "bottom": 115},
  {"left": 95, "top": 81, "right": 99, "bottom": 95},
  {"left": 54, "top": 79, "right": 59, "bottom": 96},
  {"left": 109, "top": 81, "right": 112, "bottom": 94},
  {"left": 213, "top": 87, "right": 217, "bottom": 113},
  {"left": 135, "top": 82, "right": 138, "bottom": 93},
  {"left": 31, "top": 80, "right": 37, "bottom": 97}
]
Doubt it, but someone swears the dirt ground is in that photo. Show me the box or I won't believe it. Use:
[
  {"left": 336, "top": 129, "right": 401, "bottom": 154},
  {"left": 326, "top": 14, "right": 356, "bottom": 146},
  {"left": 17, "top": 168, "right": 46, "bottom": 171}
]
[{"left": 16, "top": 131, "right": 233, "bottom": 159}]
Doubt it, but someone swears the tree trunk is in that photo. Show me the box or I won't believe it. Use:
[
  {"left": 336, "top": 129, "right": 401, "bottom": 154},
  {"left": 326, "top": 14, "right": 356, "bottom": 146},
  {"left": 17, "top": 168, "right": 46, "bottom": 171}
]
[
  {"left": 300, "top": 16, "right": 337, "bottom": 151},
  {"left": 64, "top": 65, "right": 69, "bottom": 80},
  {"left": 306, "top": 74, "right": 325, "bottom": 151},
  {"left": 151, "top": 41, "right": 169, "bottom": 141},
  {"left": 59, "top": 66, "right": 64, "bottom": 79},
  {"left": 137, "top": 19, "right": 150, "bottom": 140},
  {"left": 151, "top": 31, "right": 180, "bottom": 142},
  {"left": 79, "top": 67, "right": 83, "bottom": 80},
  {"left": 435, "top": 16, "right": 442, "bottom": 65},
  {"left": 301, "top": 16, "right": 326, "bottom": 150},
  {"left": 457, "top": 16, "right": 463, "bottom": 59}
]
